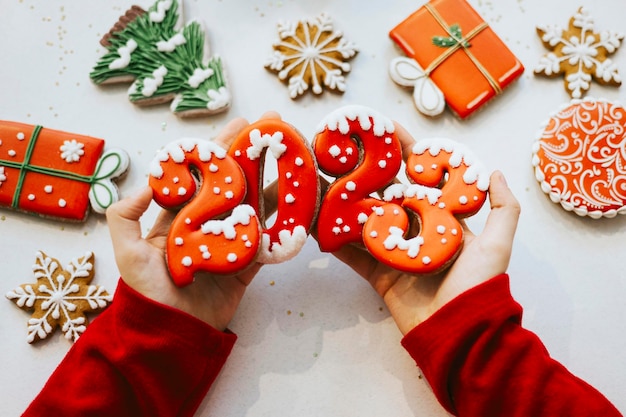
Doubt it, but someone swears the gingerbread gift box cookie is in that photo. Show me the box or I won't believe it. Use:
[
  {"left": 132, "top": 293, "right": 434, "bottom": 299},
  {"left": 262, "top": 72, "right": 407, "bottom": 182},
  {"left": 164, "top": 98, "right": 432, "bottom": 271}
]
[
  {"left": 6, "top": 251, "right": 112, "bottom": 343},
  {"left": 532, "top": 98, "right": 626, "bottom": 219},
  {"left": 534, "top": 7, "right": 623, "bottom": 99},
  {"left": 388, "top": 0, "right": 524, "bottom": 118},
  {"left": 0, "top": 121, "right": 129, "bottom": 221},
  {"left": 91, "top": 0, "right": 231, "bottom": 117}
]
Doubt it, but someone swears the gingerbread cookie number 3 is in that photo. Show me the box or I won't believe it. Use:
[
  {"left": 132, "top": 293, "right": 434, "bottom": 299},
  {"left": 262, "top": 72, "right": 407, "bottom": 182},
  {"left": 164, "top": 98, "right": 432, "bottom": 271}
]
[
  {"left": 149, "top": 139, "right": 261, "bottom": 286},
  {"left": 229, "top": 119, "right": 319, "bottom": 263},
  {"left": 363, "top": 138, "right": 489, "bottom": 274},
  {"left": 314, "top": 105, "right": 402, "bottom": 252}
]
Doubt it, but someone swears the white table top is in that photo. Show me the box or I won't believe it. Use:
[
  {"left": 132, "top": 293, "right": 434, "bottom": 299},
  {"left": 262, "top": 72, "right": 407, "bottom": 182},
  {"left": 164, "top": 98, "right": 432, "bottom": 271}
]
[{"left": 1, "top": 0, "right": 625, "bottom": 415}]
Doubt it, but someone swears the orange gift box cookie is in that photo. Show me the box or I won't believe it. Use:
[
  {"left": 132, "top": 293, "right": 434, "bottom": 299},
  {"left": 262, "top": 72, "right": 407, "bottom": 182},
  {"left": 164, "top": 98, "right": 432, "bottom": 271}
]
[
  {"left": 389, "top": 0, "right": 524, "bottom": 118},
  {"left": 532, "top": 98, "right": 626, "bottom": 219},
  {"left": 0, "top": 121, "right": 129, "bottom": 221}
]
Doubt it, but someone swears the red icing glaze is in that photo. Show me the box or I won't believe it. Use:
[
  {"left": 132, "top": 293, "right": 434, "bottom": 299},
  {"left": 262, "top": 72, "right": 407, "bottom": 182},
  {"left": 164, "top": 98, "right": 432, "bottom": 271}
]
[
  {"left": 313, "top": 105, "right": 402, "bottom": 252},
  {"left": 0, "top": 121, "right": 106, "bottom": 221},
  {"left": 149, "top": 138, "right": 261, "bottom": 286},
  {"left": 363, "top": 138, "right": 488, "bottom": 273},
  {"left": 229, "top": 119, "right": 320, "bottom": 263}
]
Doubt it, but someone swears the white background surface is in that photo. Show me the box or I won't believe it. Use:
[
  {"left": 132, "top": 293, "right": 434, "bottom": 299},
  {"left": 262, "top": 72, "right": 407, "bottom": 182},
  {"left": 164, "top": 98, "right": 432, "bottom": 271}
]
[{"left": 1, "top": 0, "right": 626, "bottom": 415}]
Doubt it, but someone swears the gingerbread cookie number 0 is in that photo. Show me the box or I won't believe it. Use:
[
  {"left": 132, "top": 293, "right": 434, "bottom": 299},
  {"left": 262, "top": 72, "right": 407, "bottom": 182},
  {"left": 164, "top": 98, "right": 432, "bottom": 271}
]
[
  {"left": 149, "top": 139, "right": 261, "bottom": 287},
  {"left": 363, "top": 138, "right": 489, "bottom": 274},
  {"left": 313, "top": 105, "right": 403, "bottom": 252},
  {"left": 229, "top": 119, "right": 320, "bottom": 263}
]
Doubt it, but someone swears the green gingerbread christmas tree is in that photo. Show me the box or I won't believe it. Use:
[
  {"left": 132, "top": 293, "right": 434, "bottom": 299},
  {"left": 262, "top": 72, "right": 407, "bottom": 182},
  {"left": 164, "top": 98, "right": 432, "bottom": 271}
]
[{"left": 90, "top": 0, "right": 230, "bottom": 118}]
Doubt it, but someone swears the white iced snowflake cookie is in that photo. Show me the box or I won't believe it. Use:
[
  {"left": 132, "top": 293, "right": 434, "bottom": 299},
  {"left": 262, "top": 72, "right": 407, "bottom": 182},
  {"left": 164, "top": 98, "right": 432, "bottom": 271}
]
[
  {"left": 6, "top": 251, "right": 112, "bottom": 343},
  {"left": 265, "top": 13, "right": 358, "bottom": 99}
]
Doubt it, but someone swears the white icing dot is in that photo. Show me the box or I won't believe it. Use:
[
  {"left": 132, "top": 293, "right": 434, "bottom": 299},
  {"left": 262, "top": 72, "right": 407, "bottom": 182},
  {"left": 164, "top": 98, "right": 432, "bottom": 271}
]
[
  {"left": 357, "top": 213, "right": 368, "bottom": 224},
  {"left": 393, "top": 209, "right": 400, "bottom": 215},
  {"left": 345, "top": 181, "right": 356, "bottom": 191},
  {"left": 213, "top": 187, "right": 221, "bottom": 195},
  {"left": 385, "top": 137, "right": 392, "bottom": 144},
  {"left": 225, "top": 191, "right": 234, "bottom": 199},
  {"left": 295, "top": 157, "right": 304, "bottom": 166},
  {"left": 369, "top": 231, "right": 378, "bottom": 238},
  {"left": 459, "top": 196, "right": 468, "bottom": 205},
  {"left": 286, "top": 172, "right": 293, "bottom": 179},
  {"left": 473, "top": 195, "right": 479, "bottom": 201},
  {"left": 28, "top": 194, "right": 35, "bottom": 201},
  {"left": 8, "top": 149, "right": 16, "bottom": 157},
  {"left": 329, "top": 145, "right": 341, "bottom": 157},
  {"left": 335, "top": 218, "right": 343, "bottom": 225},
  {"left": 422, "top": 256, "right": 431, "bottom": 265},
  {"left": 339, "top": 156, "right": 348, "bottom": 164},
  {"left": 379, "top": 160, "right": 387, "bottom": 168},
  {"left": 185, "top": 217, "right": 192, "bottom": 224},
  {"left": 225, "top": 176, "right": 233, "bottom": 184},
  {"left": 414, "top": 164, "right": 424, "bottom": 173},
  {"left": 441, "top": 238, "right": 447, "bottom": 244},
  {"left": 289, "top": 218, "right": 295, "bottom": 224},
  {"left": 242, "top": 234, "right": 249, "bottom": 241},
  {"left": 199, "top": 245, "right": 208, "bottom": 251},
  {"left": 341, "top": 193, "right": 348, "bottom": 200},
  {"left": 342, "top": 225, "right": 351, "bottom": 233},
  {"left": 345, "top": 147, "right": 354, "bottom": 155},
  {"left": 438, "top": 202, "right": 446, "bottom": 209},
  {"left": 173, "top": 177, "right": 180, "bottom": 184},
  {"left": 235, "top": 150, "right": 242, "bottom": 157},
  {"left": 162, "top": 187, "right": 170, "bottom": 196},
  {"left": 436, "top": 225, "right": 446, "bottom": 234},
  {"left": 17, "top": 132, "right": 25, "bottom": 140},
  {"left": 451, "top": 229, "right": 458, "bottom": 236},
  {"left": 227, "top": 253, "right": 238, "bottom": 263},
  {"left": 293, "top": 181, "right": 300, "bottom": 187},
  {"left": 431, "top": 164, "right": 438, "bottom": 170},
  {"left": 209, "top": 164, "right": 219, "bottom": 172},
  {"left": 202, "top": 252, "right": 211, "bottom": 260},
  {"left": 44, "top": 185, "right": 53, "bottom": 194},
  {"left": 332, "top": 226, "right": 341, "bottom": 235},
  {"left": 285, "top": 193, "right": 295, "bottom": 204},
  {"left": 182, "top": 256, "right": 193, "bottom": 267},
  {"left": 386, "top": 152, "right": 392, "bottom": 158},
  {"left": 178, "top": 187, "right": 187, "bottom": 196},
  {"left": 175, "top": 237, "right": 184, "bottom": 246},
  {"left": 58, "top": 199, "right": 67, "bottom": 208}
]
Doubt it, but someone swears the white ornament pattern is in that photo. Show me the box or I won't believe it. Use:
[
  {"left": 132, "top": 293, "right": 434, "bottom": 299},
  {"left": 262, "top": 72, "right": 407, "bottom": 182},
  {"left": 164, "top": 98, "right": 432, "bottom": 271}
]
[
  {"left": 265, "top": 13, "right": 358, "bottom": 99},
  {"left": 0, "top": 166, "right": 6, "bottom": 186}
]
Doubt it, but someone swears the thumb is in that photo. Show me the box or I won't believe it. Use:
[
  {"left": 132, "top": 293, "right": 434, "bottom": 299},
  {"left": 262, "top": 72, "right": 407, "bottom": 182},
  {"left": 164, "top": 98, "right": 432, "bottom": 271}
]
[
  {"left": 106, "top": 187, "right": 154, "bottom": 249},
  {"left": 481, "top": 171, "right": 521, "bottom": 251}
]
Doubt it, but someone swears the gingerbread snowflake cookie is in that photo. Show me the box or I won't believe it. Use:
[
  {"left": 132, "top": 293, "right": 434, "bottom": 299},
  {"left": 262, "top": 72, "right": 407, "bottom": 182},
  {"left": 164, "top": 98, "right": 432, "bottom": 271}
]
[
  {"left": 91, "top": 0, "right": 231, "bottom": 117},
  {"left": 6, "top": 251, "right": 112, "bottom": 343},
  {"left": 532, "top": 98, "right": 626, "bottom": 219},
  {"left": 535, "top": 7, "right": 623, "bottom": 98},
  {"left": 265, "top": 13, "right": 358, "bottom": 99}
]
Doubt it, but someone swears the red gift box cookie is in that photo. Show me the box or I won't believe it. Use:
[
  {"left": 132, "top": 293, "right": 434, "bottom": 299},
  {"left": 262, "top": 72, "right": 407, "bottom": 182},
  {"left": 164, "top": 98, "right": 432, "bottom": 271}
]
[
  {"left": 532, "top": 98, "right": 626, "bottom": 219},
  {"left": 389, "top": 0, "right": 524, "bottom": 118},
  {"left": 0, "top": 121, "right": 129, "bottom": 221}
]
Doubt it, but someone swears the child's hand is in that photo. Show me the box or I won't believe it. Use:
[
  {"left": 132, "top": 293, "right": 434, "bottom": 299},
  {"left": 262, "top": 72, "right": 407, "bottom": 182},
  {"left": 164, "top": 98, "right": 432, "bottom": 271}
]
[
  {"left": 106, "top": 114, "right": 279, "bottom": 331},
  {"left": 327, "top": 123, "right": 521, "bottom": 335}
]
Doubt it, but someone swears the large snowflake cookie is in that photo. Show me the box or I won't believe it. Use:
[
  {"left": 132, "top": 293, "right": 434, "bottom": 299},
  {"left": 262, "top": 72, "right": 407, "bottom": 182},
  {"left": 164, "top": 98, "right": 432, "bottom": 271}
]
[
  {"left": 532, "top": 98, "right": 626, "bottom": 219},
  {"left": 535, "top": 7, "right": 623, "bottom": 98},
  {"left": 388, "top": 0, "right": 524, "bottom": 118},
  {"left": 91, "top": 0, "right": 231, "bottom": 117},
  {"left": 6, "top": 251, "right": 112, "bottom": 343},
  {"left": 0, "top": 121, "right": 129, "bottom": 221},
  {"left": 265, "top": 13, "right": 358, "bottom": 99}
]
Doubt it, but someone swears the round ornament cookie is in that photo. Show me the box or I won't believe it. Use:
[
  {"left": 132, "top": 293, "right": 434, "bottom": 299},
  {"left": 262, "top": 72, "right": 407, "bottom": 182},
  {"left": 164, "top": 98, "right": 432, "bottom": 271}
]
[{"left": 532, "top": 98, "right": 626, "bottom": 219}]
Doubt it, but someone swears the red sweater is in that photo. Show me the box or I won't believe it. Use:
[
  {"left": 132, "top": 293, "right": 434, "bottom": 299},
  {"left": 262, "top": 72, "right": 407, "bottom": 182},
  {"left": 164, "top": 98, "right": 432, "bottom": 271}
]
[{"left": 23, "top": 275, "right": 621, "bottom": 416}]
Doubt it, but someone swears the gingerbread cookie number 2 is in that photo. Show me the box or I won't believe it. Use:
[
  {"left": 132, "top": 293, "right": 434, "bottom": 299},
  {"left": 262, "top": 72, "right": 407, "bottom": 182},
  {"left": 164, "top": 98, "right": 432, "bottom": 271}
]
[
  {"left": 149, "top": 139, "right": 261, "bottom": 286},
  {"left": 229, "top": 119, "right": 319, "bottom": 263},
  {"left": 314, "top": 105, "right": 402, "bottom": 252},
  {"left": 363, "top": 138, "right": 489, "bottom": 274}
]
